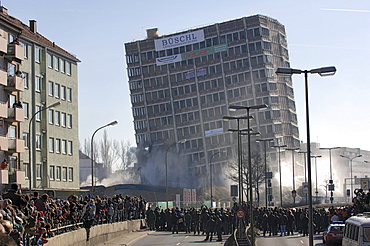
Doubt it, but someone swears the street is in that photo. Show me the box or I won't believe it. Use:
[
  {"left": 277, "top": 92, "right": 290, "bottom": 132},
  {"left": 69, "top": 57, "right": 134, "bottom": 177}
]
[{"left": 256, "top": 233, "right": 325, "bottom": 246}]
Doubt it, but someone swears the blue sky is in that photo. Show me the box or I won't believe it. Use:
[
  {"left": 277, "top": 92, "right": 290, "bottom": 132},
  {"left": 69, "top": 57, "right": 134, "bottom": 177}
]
[{"left": 4, "top": 0, "right": 370, "bottom": 152}]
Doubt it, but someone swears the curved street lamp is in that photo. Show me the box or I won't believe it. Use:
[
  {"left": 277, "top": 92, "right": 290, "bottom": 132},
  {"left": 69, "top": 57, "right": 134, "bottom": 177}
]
[
  {"left": 28, "top": 101, "right": 61, "bottom": 191},
  {"left": 340, "top": 154, "right": 362, "bottom": 201},
  {"left": 276, "top": 65, "right": 336, "bottom": 246},
  {"left": 165, "top": 139, "right": 187, "bottom": 209},
  {"left": 91, "top": 120, "right": 118, "bottom": 196}
]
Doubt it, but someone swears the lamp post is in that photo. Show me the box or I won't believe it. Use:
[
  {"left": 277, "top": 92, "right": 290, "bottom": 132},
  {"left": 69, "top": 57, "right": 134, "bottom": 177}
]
[
  {"left": 286, "top": 148, "right": 299, "bottom": 205},
  {"left": 340, "top": 154, "right": 362, "bottom": 201},
  {"left": 320, "top": 147, "right": 340, "bottom": 203},
  {"left": 165, "top": 139, "right": 187, "bottom": 209},
  {"left": 209, "top": 150, "right": 225, "bottom": 207},
  {"left": 228, "top": 104, "right": 267, "bottom": 246},
  {"left": 310, "top": 155, "right": 322, "bottom": 202},
  {"left": 91, "top": 120, "right": 118, "bottom": 196},
  {"left": 298, "top": 150, "right": 309, "bottom": 205},
  {"left": 256, "top": 138, "right": 274, "bottom": 208},
  {"left": 276, "top": 65, "right": 336, "bottom": 246},
  {"left": 28, "top": 101, "right": 61, "bottom": 191},
  {"left": 271, "top": 144, "right": 287, "bottom": 207}
]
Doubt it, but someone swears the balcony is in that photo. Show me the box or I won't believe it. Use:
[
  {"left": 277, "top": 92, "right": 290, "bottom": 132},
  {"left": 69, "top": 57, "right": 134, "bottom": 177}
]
[
  {"left": 0, "top": 70, "right": 7, "bottom": 86},
  {"left": 5, "top": 75, "right": 24, "bottom": 92},
  {"left": 0, "top": 136, "right": 8, "bottom": 151},
  {"left": 6, "top": 43, "right": 24, "bottom": 62},
  {"left": 7, "top": 107, "right": 24, "bottom": 122},
  {"left": 0, "top": 38, "right": 7, "bottom": 53},
  {"left": 0, "top": 102, "right": 7, "bottom": 119},
  {"left": 0, "top": 169, "right": 8, "bottom": 184},
  {"left": 15, "top": 170, "right": 25, "bottom": 185},
  {"left": 8, "top": 138, "right": 25, "bottom": 153}
]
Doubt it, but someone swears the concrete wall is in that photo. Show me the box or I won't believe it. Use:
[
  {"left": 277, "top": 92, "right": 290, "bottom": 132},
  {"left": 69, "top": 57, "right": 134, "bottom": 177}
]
[{"left": 47, "top": 219, "right": 145, "bottom": 246}]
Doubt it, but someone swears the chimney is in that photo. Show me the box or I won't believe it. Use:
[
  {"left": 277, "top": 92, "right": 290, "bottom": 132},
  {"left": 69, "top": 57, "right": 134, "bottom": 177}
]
[
  {"left": 0, "top": 6, "right": 8, "bottom": 14},
  {"left": 146, "top": 28, "right": 159, "bottom": 39},
  {"left": 29, "top": 20, "right": 37, "bottom": 33}
]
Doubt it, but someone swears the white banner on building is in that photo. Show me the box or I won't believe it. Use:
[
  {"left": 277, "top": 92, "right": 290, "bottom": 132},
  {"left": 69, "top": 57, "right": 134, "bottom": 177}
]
[
  {"left": 205, "top": 128, "right": 223, "bottom": 137},
  {"left": 155, "top": 30, "right": 205, "bottom": 51},
  {"left": 155, "top": 54, "right": 182, "bottom": 66}
]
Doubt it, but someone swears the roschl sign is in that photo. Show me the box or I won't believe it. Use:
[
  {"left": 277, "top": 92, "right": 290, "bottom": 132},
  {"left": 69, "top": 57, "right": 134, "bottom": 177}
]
[{"left": 155, "top": 30, "right": 205, "bottom": 51}]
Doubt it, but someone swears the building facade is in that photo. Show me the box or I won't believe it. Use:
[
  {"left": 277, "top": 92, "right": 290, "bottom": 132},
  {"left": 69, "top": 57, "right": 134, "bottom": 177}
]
[
  {"left": 124, "top": 15, "right": 299, "bottom": 189},
  {"left": 0, "top": 6, "right": 80, "bottom": 195}
]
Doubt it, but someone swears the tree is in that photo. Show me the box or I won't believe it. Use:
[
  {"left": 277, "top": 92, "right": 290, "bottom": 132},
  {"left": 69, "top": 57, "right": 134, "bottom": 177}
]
[
  {"left": 99, "top": 130, "right": 118, "bottom": 175},
  {"left": 227, "top": 148, "right": 265, "bottom": 204},
  {"left": 114, "top": 140, "right": 135, "bottom": 170}
]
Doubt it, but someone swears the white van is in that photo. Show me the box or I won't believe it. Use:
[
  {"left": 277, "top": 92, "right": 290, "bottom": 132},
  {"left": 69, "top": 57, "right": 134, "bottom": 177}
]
[{"left": 343, "top": 213, "right": 370, "bottom": 246}]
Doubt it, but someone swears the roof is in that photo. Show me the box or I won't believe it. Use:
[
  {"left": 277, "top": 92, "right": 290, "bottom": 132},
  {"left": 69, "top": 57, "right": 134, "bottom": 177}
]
[{"left": 0, "top": 6, "right": 80, "bottom": 62}]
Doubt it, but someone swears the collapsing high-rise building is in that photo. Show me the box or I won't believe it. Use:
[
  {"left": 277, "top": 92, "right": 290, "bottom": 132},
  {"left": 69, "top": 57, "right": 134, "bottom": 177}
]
[{"left": 124, "top": 15, "right": 299, "bottom": 191}]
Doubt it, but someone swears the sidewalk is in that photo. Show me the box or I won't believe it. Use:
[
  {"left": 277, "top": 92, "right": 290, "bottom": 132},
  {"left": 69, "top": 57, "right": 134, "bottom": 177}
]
[{"left": 97, "top": 229, "right": 151, "bottom": 246}]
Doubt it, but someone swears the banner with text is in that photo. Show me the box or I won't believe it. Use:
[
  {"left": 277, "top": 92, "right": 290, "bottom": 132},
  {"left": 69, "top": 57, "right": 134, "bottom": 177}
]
[{"left": 155, "top": 30, "right": 205, "bottom": 51}]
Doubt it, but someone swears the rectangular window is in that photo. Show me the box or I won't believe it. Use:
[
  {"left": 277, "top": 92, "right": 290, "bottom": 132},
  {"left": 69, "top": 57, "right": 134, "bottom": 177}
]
[
  {"left": 67, "top": 114, "right": 72, "bottom": 128},
  {"left": 24, "top": 163, "right": 29, "bottom": 179},
  {"left": 35, "top": 76, "right": 41, "bottom": 92},
  {"left": 56, "top": 166, "right": 61, "bottom": 180},
  {"left": 23, "top": 102, "right": 29, "bottom": 118},
  {"left": 48, "top": 109, "right": 54, "bottom": 124},
  {"left": 23, "top": 133, "right": 28, "bottom": 148},
  {"left": 55, "top": 83, "right": 60, "bottom": 98},
  {"left": 48, "top": 81, "right": 54, "bottom": 96},
  {"left": 61, "top": 112, "right": 66, "bottom": 127},
  {"left": 36, "top": 164, "right": 41, "bottom": 179},
  {"left": 66, "top": 61, "right": 71, "bottom": 75},
  {"left": 61, "top": 85, "right": 66, "bottom": 100},
  {"left": 55, "top": 139, "right": 61, "bottom": 153},
  {"left": 67, "top": 88, "right": 72, "bottom": 101},
  {"left": 23, "top": 72, "right": 29, "bottom": 89},
  {"left": 49, "top": 166, "right": 55, "bottom": 180},
  {"left": 35, "top": 47, "right": 41, "bottom": 62},
  {"left": 54, "top": 56, "right": 59, "bottom": 71},
  {"left": 62, "top": 140, "right": 67, "bottom": 154},
  {"left": 49, "top": 137, "right": 54, "bottom": 152},
  {"left": 22, "top": 43, "right": 28, "bottom": 59},
  {"left": 47, "top": 54, "right": 53, "bottom": 68},
  {"left": 55, "top": 111, "right": 60, "bottom": 125},
  {"left": 35, "top": 135, "right": 41, "bottom": 149},
  {"left": 35, "top": 106, "right": 41, "bottom": 121},
  {"left": 60, "top": 60, "right": 65, "bottom": 73},
  {"left": 67, "top": 141, "right": 73, "bottom": 155},
  {"left": 62, "top": 167, "right": 67, "bottom": 181},
  {"left": 8, "top": 125, "right": 16, "bottom": 139},
  {"left": 68, "top": 167, "right": 73, "bottom": 181}
]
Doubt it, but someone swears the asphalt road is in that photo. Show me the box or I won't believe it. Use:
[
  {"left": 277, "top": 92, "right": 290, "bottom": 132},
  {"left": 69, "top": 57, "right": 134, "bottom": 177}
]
[{"left": 256, "top": 233, "right": 326, "bottom": 246}]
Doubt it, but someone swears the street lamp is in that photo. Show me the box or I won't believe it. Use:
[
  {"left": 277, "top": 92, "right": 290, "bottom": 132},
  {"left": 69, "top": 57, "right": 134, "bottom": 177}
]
[
  {"left": 341, "top": 154, "right": 362, "bottom": 201},
  {"left": 276, "top": 65, "right": 336, "bottom": 246},
  {"left": 286, "top": 148, "right": 299, "bottom": 205},
  {"left": 271, "top": 144, "right": 287, "bottom": 207},
  {"left": 320, "top": 147, "right": 341, "bottom": 203},
  {"left": 209, "top": 150, "right": 225, "bottom": 207},
  {"left": 256, "top": 138, "right": 274, "bottom": 208},
  {"left": 91, "top": 120, "right": 118, "bottom": 196},
  {"left": 228, "top": 104, "right": 267, "bottom": 246},
  {"left": 28, "top": 101, "right": 61, "bottom": 191},
  {"left": 310, "top": 155, "right": 322, "bottom": 202},
  {"left": 165, "top": 139, "right": 187, "bottom": 209}
]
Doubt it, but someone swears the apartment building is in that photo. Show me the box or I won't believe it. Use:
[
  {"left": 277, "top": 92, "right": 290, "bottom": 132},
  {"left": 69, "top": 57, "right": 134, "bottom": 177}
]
[
  {"left": 0, "top": 6, "right": 80, "bottom": 196},
  {"left": 124, "top": 15, "right": 299, "bottom": 189}
]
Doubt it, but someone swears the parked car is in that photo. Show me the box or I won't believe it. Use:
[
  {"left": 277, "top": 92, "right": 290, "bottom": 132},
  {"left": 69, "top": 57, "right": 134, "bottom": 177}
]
[{"left": 322, "top": 221, "right": 345, "bottom": 245}]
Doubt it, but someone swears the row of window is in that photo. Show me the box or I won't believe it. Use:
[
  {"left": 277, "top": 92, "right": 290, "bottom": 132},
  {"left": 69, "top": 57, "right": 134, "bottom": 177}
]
[
  {"left": 173, "top": 97, "right": 198, "bottom": 110},
  {"left": 48, "top": 137, "right": 73, "bottom": 155},
  {"left": 48, "top": 81, "right": 73, "bottom": 101},
  {"left": 176, "top": 124, "right": 202, "bottom": 136},
  {"left": 174, "top": 111, "right": 200, "bottom": 124},
  {"left": 23, "top": 163, "right": 73, "bottom": 181},
  {"left": 48, "top": 109, "right": 73, "bottom": 128},
  {"left": 45, "top": 52, "right": 72, "bottom": 75},
  {"left": 150, "top": 129, "right": 174, "bottom": 141},
  {"left": 127, "top": 27, "right": 272, "bottom": 64},
  {"left": 147, "top": 102, "right": 171, "bottom": 115},
  {"left": 148, "top": 116, "right": 172, "bottom": 129}
]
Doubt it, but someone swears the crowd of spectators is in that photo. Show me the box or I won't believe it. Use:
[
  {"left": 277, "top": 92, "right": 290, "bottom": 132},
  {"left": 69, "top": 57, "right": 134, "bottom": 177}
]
[{"left": 0, "top": 183, "right": 147, "bottom": 245}]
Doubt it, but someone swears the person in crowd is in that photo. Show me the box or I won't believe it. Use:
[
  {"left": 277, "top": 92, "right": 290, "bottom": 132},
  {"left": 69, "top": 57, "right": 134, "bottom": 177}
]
[{"left": 2, "top": 183, "right": 27, "bottom": 209}]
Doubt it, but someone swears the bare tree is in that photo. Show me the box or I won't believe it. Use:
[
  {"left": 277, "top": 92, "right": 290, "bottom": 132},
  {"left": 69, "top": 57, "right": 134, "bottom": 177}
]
[
  {"left": 115, "top": 140, "right": 134, "bottom": 170},
  {"left": 227, "top": 148, "right": 265, "bottom": 204},
  {"left": 99, "top": 130, "right": 118, "bottom": 175}
]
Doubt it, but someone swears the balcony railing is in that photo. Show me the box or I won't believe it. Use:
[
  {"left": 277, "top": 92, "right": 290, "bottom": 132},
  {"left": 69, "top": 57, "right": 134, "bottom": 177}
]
[
  {"left": 8, "top": 138, "right": 25, "bottom": 153},
  {"left": 7, "top": 107, "right": 24, "bottom": 122},
  {"left": 0, "top": 70, "right": 6, "bottom": 86},
  {"left": 6, "top": 75, "right": 24, "bottom": 91},
  {"left": 0, "top": 38, "right": 7, "bottom": 53},
  {"left": 0, "top": 135, "right": 8, "bottom": 151},
  {"left": 6, "top": 43, "right": 24, "bottom": 61}
]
